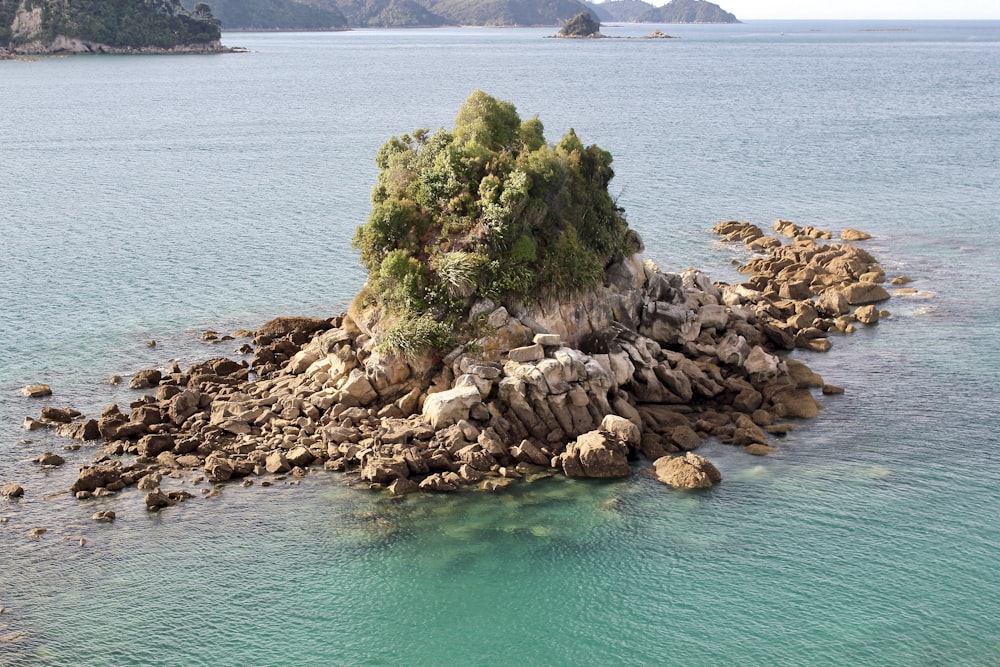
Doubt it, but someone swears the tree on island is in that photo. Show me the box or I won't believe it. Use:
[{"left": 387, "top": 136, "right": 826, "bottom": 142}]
[
  {"left": 352, "top": 90, "right": 637, "bottom": 360},
  {"left": 558, "top": 11, "right": 601, "bottom": 37}
]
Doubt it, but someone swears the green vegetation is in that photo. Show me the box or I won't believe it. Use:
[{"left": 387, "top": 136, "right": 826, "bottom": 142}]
[
  {"left": 558, "top": 10, "right": 600, "bottom": 36},
  {"left": 597, "top": 0, "right": 738, "bottom": 23},
  {"left": 206, "top": 0, "right": 348, "bottom": 30},
  {"left": 335, "top": 0, "right": 445, "bottom": 28},
  {"left": 353, "top": 90, "right": 636, "bottom": 359},
  {"left": 0, "top": 1, "right": 15, "bottom": 44},
  {"left": 638, "top": 0, "right": 737, "bottom": 23},
  {"left": 1, "top": 0, "right": 221, "bottom": 49},
  {"left": 595, "top": 0, "right": 651, "bottom": 22},
  {"left": 429, "top": 0, "right": 593, "bottom": 27}
]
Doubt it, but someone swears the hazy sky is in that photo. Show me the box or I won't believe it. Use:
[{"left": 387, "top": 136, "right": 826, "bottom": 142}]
[{"left": 667, "top": 0, "right": 1000, "bottom": 20}]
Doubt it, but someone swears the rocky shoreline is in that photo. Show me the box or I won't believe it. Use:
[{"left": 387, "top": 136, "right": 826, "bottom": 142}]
[
  {"left": 11, "top": 220, "right": 897, "bottom": 518},
  {"left": 1, "top": 39, "right": 238, "bottom": 57}
]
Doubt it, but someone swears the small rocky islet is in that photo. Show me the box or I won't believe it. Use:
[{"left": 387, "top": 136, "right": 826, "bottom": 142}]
[
  {"left": 13, "top": 217, "right": 895, "bottom": 516},
  {"left": 6, "top": 92, "right": 903, "bottom": 520}
]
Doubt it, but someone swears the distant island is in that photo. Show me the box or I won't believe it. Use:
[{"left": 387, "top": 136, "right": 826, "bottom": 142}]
[
  {"left": 181, "top": 0, "right": 738, "bottom": 31},
  {"left": 586, "top": 0, "right": 738, "bottom": 24},
  {"left": 555, "top": 10, "right": 603, "bottom": 37},
  {"left": 1, "top": 0, "right": 738, "bottom": 45},
  {"left": 206, "top": 0, "right": 349, "bottom": 30},
  {"left": 0, "top": 0, "right": 225, "bottom": 55}
]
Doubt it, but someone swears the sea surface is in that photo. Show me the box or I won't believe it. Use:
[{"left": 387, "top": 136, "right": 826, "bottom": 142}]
[{"left": 1, "top": 20, "right": 999, "bottom": 666}]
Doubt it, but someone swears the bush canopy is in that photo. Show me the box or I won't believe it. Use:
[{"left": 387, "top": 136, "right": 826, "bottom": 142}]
[{"left": 353, "top": 90, "right": 635, "bottom": 357}]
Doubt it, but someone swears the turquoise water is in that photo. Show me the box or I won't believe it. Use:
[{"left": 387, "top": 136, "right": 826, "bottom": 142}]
[{"left": 2, "top": 21, "right": 999, "bottom": 665}]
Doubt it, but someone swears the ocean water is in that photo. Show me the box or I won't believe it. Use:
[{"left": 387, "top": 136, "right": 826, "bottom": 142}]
[{"left": 1, "top": 20, "right": 999, "bottom": 666}]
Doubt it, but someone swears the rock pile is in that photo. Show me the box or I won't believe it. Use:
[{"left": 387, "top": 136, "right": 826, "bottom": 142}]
[{"left": 29, "top": 220, "right": 891, "bottom": 510}]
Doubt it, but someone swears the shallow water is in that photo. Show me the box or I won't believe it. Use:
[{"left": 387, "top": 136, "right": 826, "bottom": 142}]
[{"left": 1, "top": 21, "right": 999, "bottom": 666}]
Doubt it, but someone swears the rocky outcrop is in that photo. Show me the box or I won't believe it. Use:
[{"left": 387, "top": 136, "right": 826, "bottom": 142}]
[
  {"left": 2, "top": 483, "right": 25, "bottom": 499},
  {"left": 712, "top": 219, "right": 893, "bottom": 351},
  {"left": 20, "top": 384, "right": 51, "bottom": 398},
  {"left": 42, "top": 218, "right": 890, "bottom": 512},
  {"left": 652, "top": 452, "right": 722, "bottom": 489}
]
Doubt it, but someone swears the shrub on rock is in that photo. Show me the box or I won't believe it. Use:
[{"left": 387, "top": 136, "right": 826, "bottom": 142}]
[{"left": 352, "top": 90, "right": 636, "bottom": 359}]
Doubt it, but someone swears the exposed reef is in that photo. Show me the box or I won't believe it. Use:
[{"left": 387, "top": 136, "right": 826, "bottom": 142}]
[
  {"left": 5, "top": 93, "right": 899, "bottom": 516},
  {"left": 13, "top": 218, "right": 898, "bottom": 512}
]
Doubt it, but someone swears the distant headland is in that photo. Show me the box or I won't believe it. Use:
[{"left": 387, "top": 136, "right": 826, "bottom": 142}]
[
  {"left": 0, "top": 0, "right": 226, "bottom": 55},
  {"left": 1, "top": 0, "right": 738, "bottom": 53},
  {"left": 207, "top": 0, "right": 738, "bottom": 30}
]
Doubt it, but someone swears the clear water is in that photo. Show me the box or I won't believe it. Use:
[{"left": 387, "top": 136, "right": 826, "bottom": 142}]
[{"left": 1, "top": 20, "right": 999, "bottom": 666}]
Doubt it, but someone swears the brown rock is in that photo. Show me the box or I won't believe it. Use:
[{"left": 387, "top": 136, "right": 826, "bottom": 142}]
[
  {"left": 35, "top": 452, "right": 65, "bottom": 466},
  {"left": 771, "top": 388, "right": 821, "bottom": 419},
  {"left": 480, "top": 477, "right": 516, "bottom": 492},
  {"left": 40, "top": 406, "right": 76, "bottom": 423},
  {"left": 21, "top": 384, "right": 52, "bottom": 398},
  {"left": 144, "top": 489, "right": 174, "bottom": 511},
  {"left": 822, "top": 384, "right": 845, "bottom": 395},
  {"left": 205, "top": 457, "right": 234, "bottom": 482},
  {"left": 639, "top": 432, "right": 673, "bottom": 460},
  {"left": 361, "top": 456, "right": 409, "bottom": 484},
  {"left": 265, "top": 451, "right": 291, "bottom": 474},
  {"left": 136, "top": 472, "right": 163, "bottom": 491},
  {"left": 129, "top": 404, "right": 162, "bottom": 428},
  {"left": 841, "top": 228, "right": 872, "bottom": 241},
  {"left": 458, "top": 463, "right": 483, "bottom": 483},
  {"left": 652, "top": 453, "right": 722, "bottom": 489},
  {"left": 128, "top": 369, "right": 162, "bottom": 389},
  {"left": 816, "top": 288, "right": 850, "bottom": 317},
  {"left": 745, "top": 443, "right": 772, "bottom": 456},
  {"left": 176, "top": 454, "right": 202, "bottom": 468},
  {"left": 731, "top": 414, "right": 768, "bottom": 446},
  {"left": 56, "top": 419, "right": 101, "bottom": 441},
  {"left": 670, "top": 424, "right": 702, "bottom": 451},
  {"left": 167, "top": 390, "right": 202, "bottom": 426},
  {"left": 561, "top": 431, "right": 630, "bottom": 478},
  {"left": 92, "top": 510, "right": 116, "bottom": 522},
  {"left": 419, "top": 472, "right": 458, "bottom": 492},
  {"left": 256, "top": 316, "right": 330, "bottom": 339},
  {"left": 786, "top": 359, "right": 824, "bottom": 388},
  {"left": 778, "top": 280, "right": 812, "bottom": 300},
  {"left": 841, "top": 282, "right": 890, "bottom": 305},
  {"left": 599, "top": 414, "right": 641, "bottom": 447},
  {"left": 22, "top": 417, "right": 47, "bottom": 431},
  {"left": 511, "top": 439, "right": 550, "bottom": 467},
  {"left": 285, "top": 446, "right": 315, "bottom": 468},
  {"left": 136, "top": 434, "right": 175, "bottom": 458},
  {"left": 855, "top": 304, "right": 880, "bottom": 325},
  {"left": 71, "top": 466, "right": 122, "bottom": 494},
  {"left": 388, "top": 477, "right": 420, "bottom": 496},
  {"left": 2, "top": 483, "right": 25, "bottom": 499}
]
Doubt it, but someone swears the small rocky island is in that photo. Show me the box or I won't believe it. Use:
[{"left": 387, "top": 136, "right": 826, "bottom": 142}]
[
  {"left": 555, "top": 11, "right": 603, "bottom": 38},
  {"left": 0, "top": 0, "right": 226, "bottom": 55},
  {"left": 12, "top": 92, "right": 897, "bottom": 516}
]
